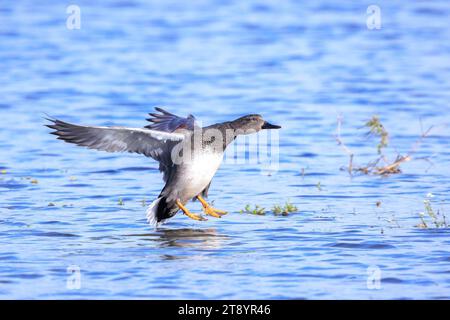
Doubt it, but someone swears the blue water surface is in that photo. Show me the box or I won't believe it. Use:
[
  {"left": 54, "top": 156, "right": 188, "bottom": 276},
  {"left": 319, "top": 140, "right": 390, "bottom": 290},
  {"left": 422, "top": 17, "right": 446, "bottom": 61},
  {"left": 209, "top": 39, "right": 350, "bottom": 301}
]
[{"left": 1, "top": 0, "right": 450, "bottom": 299}]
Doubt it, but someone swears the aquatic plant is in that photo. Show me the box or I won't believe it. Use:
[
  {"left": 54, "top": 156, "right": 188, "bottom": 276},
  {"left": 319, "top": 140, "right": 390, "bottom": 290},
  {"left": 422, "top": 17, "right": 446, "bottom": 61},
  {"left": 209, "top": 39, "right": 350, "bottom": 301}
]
[
  {"left": 365, "top": 115, "right": 389, "bottom": 154},
  {"left": 241, "top": 201, "right": 298, "bottom": 216},
  {"left": 272, "top": 201, "right": 298, "bottom": 216},
  {"left": 272, "top": 205, "right": 282, "bottom": 214},
  {"left": 416, "top": 193, "right": 447, "bottom": 229},
  {"left": 284, "top": 201, "right": 298, "bottom": 212},
  {"left": 316, "top": 181, "right": 322, "bottom": 191},
  {"left": 336, "top": 115, "right": 433, "bottom": 176},
  {"left": 241, "top": 204, "right": 266, "bottom": 215},
  {"left": 118, "top": 198, "right": 124, "bottom": 206}
]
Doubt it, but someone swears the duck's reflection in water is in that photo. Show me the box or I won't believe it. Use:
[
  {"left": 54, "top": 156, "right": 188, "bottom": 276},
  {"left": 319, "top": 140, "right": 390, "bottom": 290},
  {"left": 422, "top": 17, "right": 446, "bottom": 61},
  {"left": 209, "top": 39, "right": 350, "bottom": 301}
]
[
  {"left": 157, "top": 228, "right": 227, "bottom": 249},
  {"left": 128, "top": 228, "right": 228, "bottom": 250}
]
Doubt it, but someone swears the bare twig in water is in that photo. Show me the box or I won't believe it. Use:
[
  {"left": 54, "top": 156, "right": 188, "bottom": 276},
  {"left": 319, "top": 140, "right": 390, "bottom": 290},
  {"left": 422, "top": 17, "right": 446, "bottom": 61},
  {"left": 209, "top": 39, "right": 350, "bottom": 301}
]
[
  {"left": 335, "top": 115, "right": 354, "bottom": 175},
  {"left": 336, "top": 115, "right": 433, "bottom": 176}
]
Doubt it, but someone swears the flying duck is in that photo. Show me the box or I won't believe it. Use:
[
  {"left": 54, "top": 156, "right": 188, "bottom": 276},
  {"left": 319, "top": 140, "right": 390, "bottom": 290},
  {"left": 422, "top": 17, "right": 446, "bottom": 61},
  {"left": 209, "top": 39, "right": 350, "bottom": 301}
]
[{"left": 46, "top": 108, "right": 281, "bottom": 226}]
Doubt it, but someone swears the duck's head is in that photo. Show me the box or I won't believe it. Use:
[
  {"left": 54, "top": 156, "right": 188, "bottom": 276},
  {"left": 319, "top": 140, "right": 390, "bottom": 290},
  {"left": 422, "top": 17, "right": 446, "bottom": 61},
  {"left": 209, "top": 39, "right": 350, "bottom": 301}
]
[{"left": 230, "top": 114, "right": 281, "bottom": 135}]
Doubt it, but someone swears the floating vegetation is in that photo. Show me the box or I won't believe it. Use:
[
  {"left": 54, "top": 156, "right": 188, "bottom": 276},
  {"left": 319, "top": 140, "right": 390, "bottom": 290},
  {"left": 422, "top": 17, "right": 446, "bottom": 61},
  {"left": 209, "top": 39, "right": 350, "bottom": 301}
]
[
  {"left": 416, "top": 193, "right": 447, "bottom": 229},
  {"left": 336, "top": 115, "right": 433, "bottom": 176},
  {"left": 118, "top": 198, "right": 124, "bottom": 206},
  {"left": 141, "top": 199, "right": 147, "bottom": 207},
  {"left": 272, "top": 205, "right": 283, "bottom": 214},
  {"left": 272, "top": 201, "right": 298, "bottom": 216},
  {"left": 47, "top": 202, "right": 73, "bottom": 208},
  {"left": 316, "top": 181, "right": 322, "bottom": 191},
  {"left": 241, "top": 201, "right": 298, "bottom": 216},
  {"left": 241, "top": 204, "right": 265, "bottom": 215},
  {"left": 23, "top": 177, "right": 39, "bottom": 184},
  {"left": 1, "top": 170, "right": 6, "bottom": 174}
]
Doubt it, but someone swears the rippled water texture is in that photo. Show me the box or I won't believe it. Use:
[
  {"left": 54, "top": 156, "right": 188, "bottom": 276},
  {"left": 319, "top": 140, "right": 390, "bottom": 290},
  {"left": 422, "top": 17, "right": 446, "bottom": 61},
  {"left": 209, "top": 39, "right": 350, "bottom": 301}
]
[{"left": 1, "top": 0, "right": 450, "bottom": 299}]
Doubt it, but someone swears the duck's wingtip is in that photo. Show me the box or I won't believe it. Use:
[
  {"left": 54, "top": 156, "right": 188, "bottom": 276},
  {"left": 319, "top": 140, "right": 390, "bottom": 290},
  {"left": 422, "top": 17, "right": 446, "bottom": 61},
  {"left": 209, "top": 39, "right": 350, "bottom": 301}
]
[
  {"left": 154, "top": 106, "right": 174, "bottom": 115},
  {"left": 42, "top": 112, "right": 56, "bottom": 123}
]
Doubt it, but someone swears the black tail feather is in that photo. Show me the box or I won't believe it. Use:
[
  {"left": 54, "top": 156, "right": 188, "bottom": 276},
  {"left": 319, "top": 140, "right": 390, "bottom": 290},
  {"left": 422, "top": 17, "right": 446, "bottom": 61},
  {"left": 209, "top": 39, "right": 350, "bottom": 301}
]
[{"left": 156, "top": 196, "right": 175, "bottom": 222}]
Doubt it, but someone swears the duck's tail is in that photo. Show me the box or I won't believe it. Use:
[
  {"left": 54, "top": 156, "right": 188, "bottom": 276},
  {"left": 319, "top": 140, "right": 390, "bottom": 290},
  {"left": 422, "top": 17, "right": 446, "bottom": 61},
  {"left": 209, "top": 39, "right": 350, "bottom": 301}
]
[
  {"left": 146, "top": 197, "right": 163, "bottom": 226},
  {"left": 146, "top": 196, "right": 174, "bottom": 226}
]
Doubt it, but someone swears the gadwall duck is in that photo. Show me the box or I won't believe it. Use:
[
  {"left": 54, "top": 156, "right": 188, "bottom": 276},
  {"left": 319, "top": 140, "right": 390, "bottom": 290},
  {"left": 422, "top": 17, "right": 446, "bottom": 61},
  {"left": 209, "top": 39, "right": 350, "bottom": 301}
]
[{"left": 46, "top": 108, "right": 281, "bottom": 226}]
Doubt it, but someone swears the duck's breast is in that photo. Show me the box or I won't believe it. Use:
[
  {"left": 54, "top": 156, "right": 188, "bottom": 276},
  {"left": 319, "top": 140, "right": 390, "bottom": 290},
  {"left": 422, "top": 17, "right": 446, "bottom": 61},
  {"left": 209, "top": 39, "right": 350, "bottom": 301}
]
[{"left": 177, "top": 151, "right": 223, "bottom": 201}]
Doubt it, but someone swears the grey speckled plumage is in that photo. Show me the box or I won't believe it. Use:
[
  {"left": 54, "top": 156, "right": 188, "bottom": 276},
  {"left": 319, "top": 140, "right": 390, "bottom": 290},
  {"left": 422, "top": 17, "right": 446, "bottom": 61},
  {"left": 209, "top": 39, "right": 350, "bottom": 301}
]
[{"left": 46, "top": 107, "right": 280, "bottom": 226}]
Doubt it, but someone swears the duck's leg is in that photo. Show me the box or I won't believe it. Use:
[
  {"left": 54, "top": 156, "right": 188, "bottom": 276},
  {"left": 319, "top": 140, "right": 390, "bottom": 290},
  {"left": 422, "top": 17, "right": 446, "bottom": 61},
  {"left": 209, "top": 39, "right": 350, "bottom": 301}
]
[
  {"left": 176, "top": 199, "right": 207, "bottom": 221},
  {"left": 197, "top": 195, "right": 228, "bottom": 218}
]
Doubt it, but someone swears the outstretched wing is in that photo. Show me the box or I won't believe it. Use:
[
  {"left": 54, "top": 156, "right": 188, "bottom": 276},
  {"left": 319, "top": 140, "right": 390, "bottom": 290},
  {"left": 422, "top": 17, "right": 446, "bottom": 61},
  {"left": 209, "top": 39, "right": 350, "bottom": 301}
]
[
  {"left": 46, "top": 118, "right": 184, "bottom": 163},
  {"left": 145, "top": 107, "right": 197, "bottom": 132}
]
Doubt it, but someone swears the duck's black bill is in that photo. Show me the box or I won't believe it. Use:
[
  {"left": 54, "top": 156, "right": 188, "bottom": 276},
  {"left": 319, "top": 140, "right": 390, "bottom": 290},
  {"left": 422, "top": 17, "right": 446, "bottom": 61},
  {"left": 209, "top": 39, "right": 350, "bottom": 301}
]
[{"left": 262, "top": 121, "right": 281, "bottom": 129}]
